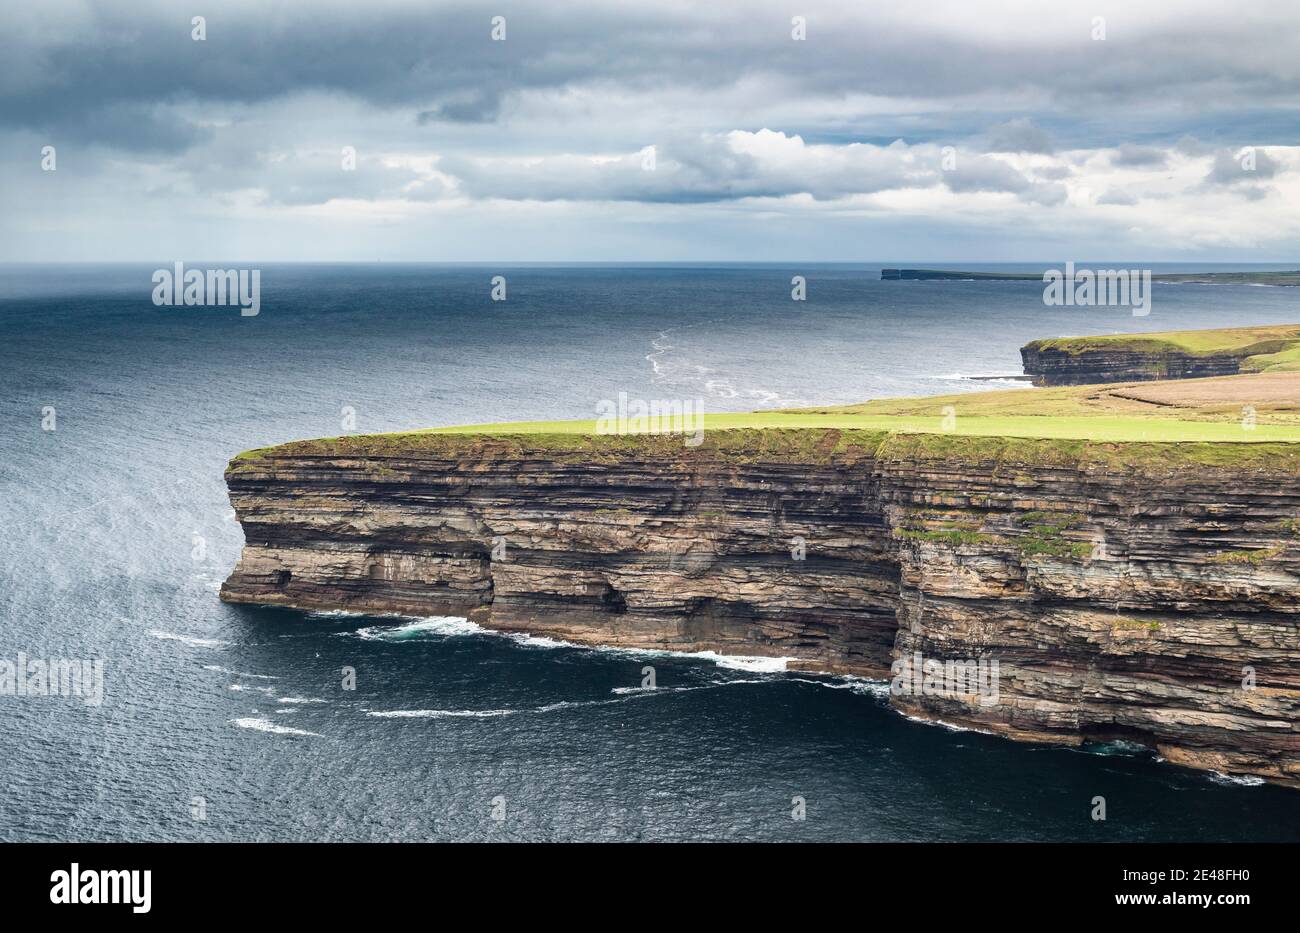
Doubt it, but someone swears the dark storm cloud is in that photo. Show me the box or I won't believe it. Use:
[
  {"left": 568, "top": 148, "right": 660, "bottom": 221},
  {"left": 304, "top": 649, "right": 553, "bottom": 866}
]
[
  {"left": 5, "top": 1, "right": 1300, "bottom": 152},
  {"left": 4, "top": 1, "right": 1300, "bottom": 260}
]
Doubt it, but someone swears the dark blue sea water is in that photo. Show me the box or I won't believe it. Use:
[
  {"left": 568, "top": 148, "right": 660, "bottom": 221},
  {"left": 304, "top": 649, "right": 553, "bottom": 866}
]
[{"left": 3, "top": 262, "right": 1300, "bottom": 841}]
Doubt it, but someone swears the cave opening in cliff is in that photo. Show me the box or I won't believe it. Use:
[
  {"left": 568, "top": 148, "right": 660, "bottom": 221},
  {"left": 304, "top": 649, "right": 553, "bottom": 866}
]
[{"left": 600, "top": 584, "right": 628, "bottom": 615}]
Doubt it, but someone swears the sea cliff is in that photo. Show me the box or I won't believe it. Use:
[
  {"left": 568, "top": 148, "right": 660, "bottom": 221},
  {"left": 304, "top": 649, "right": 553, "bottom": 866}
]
[
  {"left": 1022, "top": 324, "right": 1300, "bottom": 386},
  {"left": 221, "top": 428, "right": 1300, "bottom": 788}
]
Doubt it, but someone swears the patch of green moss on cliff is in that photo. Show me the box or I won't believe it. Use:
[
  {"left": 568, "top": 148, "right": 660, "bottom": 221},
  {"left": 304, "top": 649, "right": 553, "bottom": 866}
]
[
  {"left": 1210, "top": 546, "right": 1284, "bottom": 565},
  {"left": 1111, "top": 617, "right": 1162, "bottom": 632},
  {"left": 1019, "top": 511, "right": 1086, "bottom": 528},
  {"left": 898, "top": 528, "right": 999, "bottom": 547},
  {"left": 1016, "top": 534, "right": 1095, "bottom": 560},
  {"left": 1013, "top": 511, "right": 1095, "bottom": 560}
]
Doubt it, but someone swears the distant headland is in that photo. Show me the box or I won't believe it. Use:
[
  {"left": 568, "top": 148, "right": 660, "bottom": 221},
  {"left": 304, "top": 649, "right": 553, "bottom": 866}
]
[{"left": 881, "top": 268, "right": 1300, "bottom": 285}]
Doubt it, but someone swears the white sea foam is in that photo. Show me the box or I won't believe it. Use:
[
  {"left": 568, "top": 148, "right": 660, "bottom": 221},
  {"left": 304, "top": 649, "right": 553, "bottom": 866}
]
[
  {"left": 230, "top": 717, "right": 320, "bottom": 737},
  {"left": 1208, "top": 771, "right": 1266, "bottom": 787},
  {"left": 746, "top": 389, "right": 784, "bottom": 407},
  {"left": 792, "top": 675, "right": 891, "bottom": 698},
  {"left": 228, "top": 684, "right": 275, "bottom": 696},
  {"left": 506, "top": 633, "right": 570, "bottom": 649},
  {"left": 1081, "top": 739, "right": 1150, "bottom": 757},
  {"left": 276, "top": 696, "right": 328, "bottom": 705},
  {"left": 896, "top": 709, "right": 998, "bottom": 736},
  {"left": 149, "top": 630, "right": 229, "bottom": 649},
  {"left": 359, "top": 675, "right": 784, "bottom": 722},
  {"left": 680, "top": 651, "right": 792, "bottom": 673},
  {"left": 581, "top": 641, "right": 796, "bottom": 674},
  {"left": 371, "top": 690, "right": 684, "bottom": 721},
  {"left": 367, "top": 708, "right": 517, "bottom": 719},
  {"left": 345, "top": 613, "right": 799, "bottom": 676},
  {"left": 352, "top": 616, "right": 484, "bottom": 641},
  {"left": 646, "top": 330, "right": 673, "bottom": 380},
  {"left": 644, "top": 322, "right": 800, "bottom": 407},
  {"left": 612, "top": 680, "right": 768, "bottom": 697},
  {"left": 535, "top": 700, "right": 597, "bottom": 713},
  {"left": 936, "top": 372, "right": 1034, "bottom": 388}
]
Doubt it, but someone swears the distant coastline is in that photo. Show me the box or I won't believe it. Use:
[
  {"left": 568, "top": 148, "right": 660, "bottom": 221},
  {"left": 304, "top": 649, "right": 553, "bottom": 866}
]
[{"left": 882, "top": 268, "right": 1300, "bottom": 285}]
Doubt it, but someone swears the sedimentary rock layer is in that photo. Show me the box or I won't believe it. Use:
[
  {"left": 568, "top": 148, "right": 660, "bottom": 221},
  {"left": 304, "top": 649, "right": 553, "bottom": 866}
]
[
  {"left": 1021, "top": 325, "right": 1300, "bottom": 386},
  {"left": 1021, "top": 343, "right": 1244, "bottom": 385},
  {"left": 221, "top": 430, "right": 1300, "bottom": 787}
]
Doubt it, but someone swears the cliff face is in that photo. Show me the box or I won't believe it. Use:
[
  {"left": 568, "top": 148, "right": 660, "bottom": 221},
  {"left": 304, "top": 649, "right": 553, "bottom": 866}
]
[
  {"left": 1021, "top": 325, "right": 1300, "bottom": 386},
  {"left": 221, "top": 431, "right": 1300, "bottom": 788},
  {"left": 220, "top": 434, "right": 899, "bottom": 675},
  {"left": 1020, "top": 344, "right": 1243, "bottom": 385}
]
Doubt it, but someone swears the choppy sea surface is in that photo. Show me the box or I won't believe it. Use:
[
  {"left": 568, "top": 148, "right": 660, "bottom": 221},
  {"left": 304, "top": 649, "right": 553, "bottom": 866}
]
[{"left": 3, "top": 262, "right": 1299, "bottom": 841}]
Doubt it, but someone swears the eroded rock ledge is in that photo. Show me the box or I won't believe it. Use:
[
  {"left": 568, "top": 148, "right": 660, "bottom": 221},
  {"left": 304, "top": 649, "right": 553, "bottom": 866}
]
[{"left": 221, "top": 430, "right": 1300, "bottom": 788}]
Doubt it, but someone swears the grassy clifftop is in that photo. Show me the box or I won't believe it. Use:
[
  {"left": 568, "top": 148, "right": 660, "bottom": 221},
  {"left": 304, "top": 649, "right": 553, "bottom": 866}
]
[
  {"left": 230, "top": 372, "right": 1300, "bottom": 474},
  {"left": 1023, "top": 323, "right": 1300, "bottom": 372}
]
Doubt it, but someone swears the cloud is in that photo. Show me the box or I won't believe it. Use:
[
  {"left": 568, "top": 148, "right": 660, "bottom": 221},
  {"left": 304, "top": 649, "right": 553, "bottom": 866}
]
[
  {"left": 6, "top": 2, "right": 1300, "bottom": 151},
  {"left": 4, "top": 1, "right": 1300, "bottom": 259},
  {"left": 441, "top": 131, "right": 1074, "bottom": 206},
  {"left": 1205, "top": 148, "right": 1282, "bottom": 186},
  {"left": 985, "top": 119, "right": 1055, "bottom": 154},
  {"left": 1111, "top": 144, "right": 1168, "bottom": 168},
  {"left": 416, "top": 90, "right": 502, "bottom": 125},
  {"left": 941, "top": 151, "right": 1066, "bottom": 203},
  {"left": 1097, "top": 188, "right": 1140, "bottom": 206}
]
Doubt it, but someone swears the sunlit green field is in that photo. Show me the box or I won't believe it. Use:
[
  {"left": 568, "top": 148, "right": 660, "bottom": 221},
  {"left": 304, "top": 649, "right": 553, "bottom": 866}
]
[
  {"left": 1025, "top": 323, "right": 1300, "bottom": 371},
  {"left": 423, "top": 410, "right": 1300, "bottom": 443},
  {"left": 419, "top": 374, "right": 1300, "bottom": 444},
  {"left": 231, "top": 372, "right": 1300, "bottom": 472}
]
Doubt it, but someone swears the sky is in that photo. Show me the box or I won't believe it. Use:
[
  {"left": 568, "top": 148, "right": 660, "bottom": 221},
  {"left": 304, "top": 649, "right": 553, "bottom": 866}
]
[{"left": 2, "top": 0, "right": 1299, "bottom": 262}]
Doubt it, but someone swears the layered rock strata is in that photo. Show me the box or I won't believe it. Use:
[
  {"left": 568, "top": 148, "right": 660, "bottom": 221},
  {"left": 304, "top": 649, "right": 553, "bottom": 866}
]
[
  {"left": 221, "top": 431, "right": 1300, "bottom": 787},
  {"left": 1021, "top": 342, "right": 1245, "bottom": 385}
]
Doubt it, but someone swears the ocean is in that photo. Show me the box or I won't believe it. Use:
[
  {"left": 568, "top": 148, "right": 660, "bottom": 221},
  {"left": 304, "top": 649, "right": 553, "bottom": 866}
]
[{"left": 3, "top": 262, "right": 1299, "bottom": 841}]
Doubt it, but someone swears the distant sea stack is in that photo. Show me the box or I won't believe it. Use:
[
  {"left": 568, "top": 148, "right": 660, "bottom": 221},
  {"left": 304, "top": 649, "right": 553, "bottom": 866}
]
[
  {"left": 1021, "top": 324, "right": 1300, "bottom": 386},
  {"left": 221, "top": 428, "right": 1300, "bottom": 789}
]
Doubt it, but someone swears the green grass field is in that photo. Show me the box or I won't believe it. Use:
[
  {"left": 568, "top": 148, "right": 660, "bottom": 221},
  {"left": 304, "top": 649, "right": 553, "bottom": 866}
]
[
  {"left": 231, "top": 370, "right": 1300, "bottom": 474},
  {"left": 422, "top": 410, "right": 1300, "bottom": 443},
  {"left": 418, "top": 375, "right": 1300, "bottom": 443},
  {"left": 1024, "top": 323, "right": 1300, "bottom": 370}
]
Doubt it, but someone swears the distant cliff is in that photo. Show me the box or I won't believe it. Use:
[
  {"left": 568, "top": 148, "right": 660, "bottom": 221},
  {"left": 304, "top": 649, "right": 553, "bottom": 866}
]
[
  {"left": 1022, "top": 324, "right": 1300, "bottom": 386},
  {"left": 222, "top": 429, "right": 1300, "bottom": 788},
  {"left": 883, "top": 268, "right": 1300, "bottom": 285}
]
